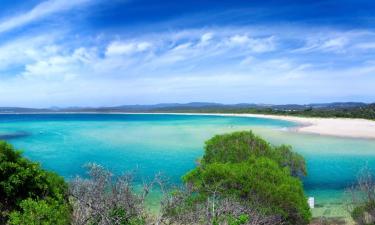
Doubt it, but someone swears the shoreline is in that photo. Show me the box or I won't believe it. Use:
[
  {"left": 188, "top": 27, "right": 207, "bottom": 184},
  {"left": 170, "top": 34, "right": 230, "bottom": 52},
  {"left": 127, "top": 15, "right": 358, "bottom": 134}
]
[
  {"left": 239, "top": 114, "right": 375, "bottom": 139},
  {"left": 177, "top": 112, "right": 375, "bottom": 140},
  {"left": 1, "top": 112, "right": 375, "bottom": 139}
]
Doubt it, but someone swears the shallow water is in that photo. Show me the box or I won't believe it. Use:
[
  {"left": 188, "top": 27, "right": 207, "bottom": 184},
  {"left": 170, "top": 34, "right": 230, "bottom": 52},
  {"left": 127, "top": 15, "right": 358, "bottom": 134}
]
[{"left": 1, "top": 113, "right": 374, "bottom": 219}]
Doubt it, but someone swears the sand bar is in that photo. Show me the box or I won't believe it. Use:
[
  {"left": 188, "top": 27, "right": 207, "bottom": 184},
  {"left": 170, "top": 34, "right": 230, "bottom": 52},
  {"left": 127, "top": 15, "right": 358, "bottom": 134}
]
[
  {"left": 131, "top": 112, "right": 375, "bottom": 139},
  {"left": 221, "top": 114, "right": 375, "bottom": 139}
]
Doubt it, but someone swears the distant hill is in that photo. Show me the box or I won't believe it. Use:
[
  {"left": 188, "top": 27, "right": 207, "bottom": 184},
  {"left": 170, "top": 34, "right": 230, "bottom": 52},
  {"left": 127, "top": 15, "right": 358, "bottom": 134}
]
[
  {"left": 2, "top": 102, "right": 374, "bottom": 120},
  {"left": 0, "top": 102, "right": 370, "bottom": 113}
]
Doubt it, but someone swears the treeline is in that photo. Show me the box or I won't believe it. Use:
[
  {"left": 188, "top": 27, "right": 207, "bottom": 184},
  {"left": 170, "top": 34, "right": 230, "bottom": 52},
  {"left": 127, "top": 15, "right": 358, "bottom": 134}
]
[
  {"left": 150, "top": 104, "right": 375, "bottom": 120},
  {"left": 1, "top": 131, "right": 373, "bottom": 224}
]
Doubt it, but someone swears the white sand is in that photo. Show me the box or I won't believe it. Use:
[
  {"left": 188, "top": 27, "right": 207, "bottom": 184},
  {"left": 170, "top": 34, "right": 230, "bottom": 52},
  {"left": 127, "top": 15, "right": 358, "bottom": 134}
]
[
  {"left": 136, "top": 113, "right": 375, "bottom": 139},
  {"left": 217, "top": 113, "right": 375, "bottom": 139}
]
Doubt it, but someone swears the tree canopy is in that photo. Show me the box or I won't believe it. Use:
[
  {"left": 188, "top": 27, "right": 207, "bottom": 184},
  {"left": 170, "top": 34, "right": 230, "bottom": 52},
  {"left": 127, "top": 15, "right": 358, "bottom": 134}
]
[
  {"left": 183, "top": 131, "right": 311, "bottom": 225},
  {"left": 0, "top": 141, "right": 70, "bottom": 224},
  {"left": 201, "top": 131, "right": 307, "bottom": 177}
]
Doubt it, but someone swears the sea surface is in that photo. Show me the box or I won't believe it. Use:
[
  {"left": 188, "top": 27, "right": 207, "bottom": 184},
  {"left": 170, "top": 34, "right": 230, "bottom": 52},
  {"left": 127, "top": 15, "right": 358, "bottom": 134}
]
[{"left": 1, "top": 113, "right": 374, "bottom": 219}]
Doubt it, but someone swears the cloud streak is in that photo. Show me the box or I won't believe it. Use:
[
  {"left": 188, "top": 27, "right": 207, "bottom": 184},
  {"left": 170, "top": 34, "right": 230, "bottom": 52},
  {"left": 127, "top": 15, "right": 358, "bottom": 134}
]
[
  {"left": 0, "top": 0, "right": 374, "bottom": 106},
  {"left": 0, "top": 0, "right": 93, "bottom": 34},
  {"left": 0, "top": 25, "right": 374, "bottom": 106}
]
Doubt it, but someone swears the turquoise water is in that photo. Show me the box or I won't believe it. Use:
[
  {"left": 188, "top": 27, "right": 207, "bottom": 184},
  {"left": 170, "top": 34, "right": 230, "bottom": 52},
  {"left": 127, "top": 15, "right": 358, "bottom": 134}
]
[{"left": 1, "top": 113, "right": 374, "bottom": 219}]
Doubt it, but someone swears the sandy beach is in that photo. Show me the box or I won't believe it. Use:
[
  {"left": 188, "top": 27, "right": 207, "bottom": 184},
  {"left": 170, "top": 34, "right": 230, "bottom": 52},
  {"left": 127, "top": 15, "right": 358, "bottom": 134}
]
[
  {"left": 223, "top": 114, "right": 375, "bottom": 139},
  {"left": 120, "top": 112, "right": 375, "bottom": 139},
  {"left": 4, "top": 111, "right": 375, "bottom": 139},
  {"left": 118, "top": 112, "right": 375, "bottom": 139},
  {"left": 131, "top": 112, "right": 374, "bottom": 139}
]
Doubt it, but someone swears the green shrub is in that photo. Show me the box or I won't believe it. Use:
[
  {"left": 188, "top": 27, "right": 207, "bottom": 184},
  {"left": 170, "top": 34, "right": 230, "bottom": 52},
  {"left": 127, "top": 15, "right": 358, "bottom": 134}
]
[
  {"left": 202, "top": 131, "right": 307, "bottom": 177},
  {"left": 7, "top": 198, "right": 70, "bottom": 225},
  {"left": 184, "top": 131, "right": 311, "bottom": 225},
  {"left": 0, "top": 141, "right": 70, "bottom": 224},
  {"left": 184, "top": 158, "right": 311, "bottom": 225}
]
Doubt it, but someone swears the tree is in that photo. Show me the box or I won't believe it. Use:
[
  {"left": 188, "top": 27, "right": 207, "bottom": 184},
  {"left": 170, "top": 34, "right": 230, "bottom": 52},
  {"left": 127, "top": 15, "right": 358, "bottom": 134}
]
[
  {"left": 202, "top": 131, "right": 307, "bottom": 177},
  {"left": 0, "top": 141, "right": 70, "bottom": 224},
  {"left": 184, "top": 158, "right": 311, "bottom": 225},
  {"left": 183, "top": 131, "right": 311, "bottom": 225},
  {"left": 7, "top": 198, "right": 70, "bottom": 225}
]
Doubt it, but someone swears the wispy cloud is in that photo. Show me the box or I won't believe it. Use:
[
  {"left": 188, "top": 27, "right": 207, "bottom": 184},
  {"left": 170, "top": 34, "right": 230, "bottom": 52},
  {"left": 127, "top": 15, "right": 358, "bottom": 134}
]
[
  {"left": 0, "top": 0, "right": 94, "bottom": 34},
  {"left": 105, "top": 41, "right": 153, "bottom": 56},
  {"left": 0, "top": 24, "right": 374, "bottom": 106},
  {"left": 0, "top": 0, "right": 374, "bottom": 107}
]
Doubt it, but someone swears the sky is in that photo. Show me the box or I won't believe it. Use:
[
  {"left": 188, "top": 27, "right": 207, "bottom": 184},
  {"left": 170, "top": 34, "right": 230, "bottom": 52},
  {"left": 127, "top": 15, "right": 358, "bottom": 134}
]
[{"left": 0, "top": 0, "right": 374, "bottom": 107}]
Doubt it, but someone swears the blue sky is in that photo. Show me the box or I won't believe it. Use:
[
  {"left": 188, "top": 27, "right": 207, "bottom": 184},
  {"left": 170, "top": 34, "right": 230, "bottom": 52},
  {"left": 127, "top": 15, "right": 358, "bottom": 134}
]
[{"left": 0, "top": 0, "right": 374, "bottom": 107}]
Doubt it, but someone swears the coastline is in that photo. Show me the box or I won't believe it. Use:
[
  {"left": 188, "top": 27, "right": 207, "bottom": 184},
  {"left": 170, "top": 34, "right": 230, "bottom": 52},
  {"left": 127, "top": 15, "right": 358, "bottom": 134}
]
[
  {"left": 175, "top": 112, "right": 375, "bottom": 140},
  {"left": 1, "top": 112, "right": 375, "bottom": 139},
  {"left": 207, "top": 113, "right": 375, "bottom": 140},
  {"left": 239, "top": 114, "right": 375, "bottom": 139},
  {"left": 109, "top": 112, "right": 375, "bottom": 139}
]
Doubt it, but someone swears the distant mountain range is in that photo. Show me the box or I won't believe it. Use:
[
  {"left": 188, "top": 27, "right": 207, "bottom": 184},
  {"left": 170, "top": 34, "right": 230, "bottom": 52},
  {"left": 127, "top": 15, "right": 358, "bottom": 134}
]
[{"left": 0, "top": 102, "right": 370, "bottom": 113}]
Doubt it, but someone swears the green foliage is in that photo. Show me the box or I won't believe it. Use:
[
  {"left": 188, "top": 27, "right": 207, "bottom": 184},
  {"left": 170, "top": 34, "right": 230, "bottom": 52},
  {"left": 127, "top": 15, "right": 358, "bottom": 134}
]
[
  {"left": 107, "top": 207, "right": 146, "bottom": 225},
  {"left": 228, "top": 214, "right": 249, "bottom": 225},
  {"left": 184, "top": 131, "right": 311, "bottom": 225},
  {"left": 202, "top": 131, "right": 269, "bottom": 164},
  {"left": 0, "top": 141, "right": 70, "bottom": 224},
  {"left": 201, "top": 131, "right": 307, "bottom": 177},
  {"left": 149, "top": 103, "right": 375, "bottom": 120},
  {"left": 7, "top": 198, "right": 70, "bottom": 225},
  {"left": 184, "top": 158, "right": 311, "bottom": 225},
  {"left": 351, "top": 201, "right": 375, "bottom": 225}
]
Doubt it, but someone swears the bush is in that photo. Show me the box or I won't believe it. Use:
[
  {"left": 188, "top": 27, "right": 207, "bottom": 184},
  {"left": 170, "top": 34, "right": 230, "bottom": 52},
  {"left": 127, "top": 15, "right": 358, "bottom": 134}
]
[
  {"left": 202, "top": 131, "right": 307, "bottom": 177},
  {"left": 184, "top": 158, "right": 311, "bottom": 225},
  {"left": 183, "top": 131, "right": 311, "bottom": 225},
  {"left": 159, "top": 189, "right": 283, "bottom": 225},
  {"left": 0, "top": 141, "right": 70, "bottom": 224},
  {"left": 8, "top": 198, "right": 70, "bottom": 225}
]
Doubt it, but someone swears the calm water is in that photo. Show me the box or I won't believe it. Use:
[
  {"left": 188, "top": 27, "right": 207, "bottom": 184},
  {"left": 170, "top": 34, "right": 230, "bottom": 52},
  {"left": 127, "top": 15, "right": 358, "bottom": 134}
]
[{"left": 1, "top": 113, "right": 374, "bottom": 218}]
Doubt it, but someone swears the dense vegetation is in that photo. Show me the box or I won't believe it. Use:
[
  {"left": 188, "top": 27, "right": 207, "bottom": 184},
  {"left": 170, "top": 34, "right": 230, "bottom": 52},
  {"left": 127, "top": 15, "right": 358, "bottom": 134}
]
[
  {"left": 151, "top": 103, "right": 375, "bottom": 120},
  {"left": 0, "top": 141, "right": 70, "bottom": 224},
  {"left": 181, "top": 131, "right": 311, "bottom": 225},
  {"left": 1, "top": 131, "right": 313, "bottom": 224}
]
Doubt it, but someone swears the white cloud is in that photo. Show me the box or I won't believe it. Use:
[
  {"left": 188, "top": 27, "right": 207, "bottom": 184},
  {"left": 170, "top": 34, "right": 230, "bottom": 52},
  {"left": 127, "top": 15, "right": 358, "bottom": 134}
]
[
  {"left": 105, "top": 41, "right": 153, "bottom": 56},
  {"left": 1, "top": 26, "right": 375, "bottom": 106},
  {"left": 200, "top": 32, "right": 213, "bottom": 43},
  {"left": 0, "top": 34, "right": 59, "bottom": 72},
  {"left": 320, "top": 37, "right": 348, "bottom": 51},
  {"left": 228, "top": 34, "right": 275, "bottom": 52},
  {"left": 23, "top": 47, "right": 98, "bottom": 80},
  {"left": 0, "top": 0, "right": 94, "bottom": 34},
  {"left": 230, "top": 34, "right": 249, "bottom": 44}
]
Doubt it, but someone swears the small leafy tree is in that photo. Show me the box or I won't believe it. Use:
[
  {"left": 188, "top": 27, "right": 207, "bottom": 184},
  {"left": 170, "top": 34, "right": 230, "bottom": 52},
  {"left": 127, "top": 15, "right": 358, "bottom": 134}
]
[
  {"left": 202, "top": 131, "right": 307, "bottom": 177},
  {"left": 183, "top": 131, "right": 311, "bottom": 225},
  {"left": 184, "top": 158, "right": 311, "bottom": 225}
]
